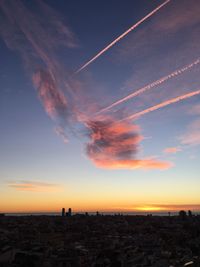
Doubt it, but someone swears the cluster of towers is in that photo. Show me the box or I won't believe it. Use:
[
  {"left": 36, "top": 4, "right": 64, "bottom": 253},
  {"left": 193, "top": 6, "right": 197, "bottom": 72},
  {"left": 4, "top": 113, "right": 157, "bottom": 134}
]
[{"left": 61, "top": 208, "right": 72, "bottom": 217}]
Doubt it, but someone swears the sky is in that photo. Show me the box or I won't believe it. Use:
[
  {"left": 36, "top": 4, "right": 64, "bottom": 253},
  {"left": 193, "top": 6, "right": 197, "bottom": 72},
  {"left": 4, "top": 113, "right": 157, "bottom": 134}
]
[{"left": 0, "top": 0, "right": 200, "bottom": 213}]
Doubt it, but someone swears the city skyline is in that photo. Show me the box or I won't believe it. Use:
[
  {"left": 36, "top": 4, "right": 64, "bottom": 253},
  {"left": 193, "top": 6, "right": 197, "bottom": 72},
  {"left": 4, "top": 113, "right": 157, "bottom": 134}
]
[{"left": 0, "top": 0, "right": 200, "bottom": 213}]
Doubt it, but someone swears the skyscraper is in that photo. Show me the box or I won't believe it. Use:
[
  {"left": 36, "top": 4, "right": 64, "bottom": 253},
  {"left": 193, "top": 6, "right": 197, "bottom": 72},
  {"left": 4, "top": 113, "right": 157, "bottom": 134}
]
[
  {"left": 62, "top": 208, "right": 65, "bottom": 217},
  {"left": 68, "top": 208, "right": 72, "bottom": 217}
]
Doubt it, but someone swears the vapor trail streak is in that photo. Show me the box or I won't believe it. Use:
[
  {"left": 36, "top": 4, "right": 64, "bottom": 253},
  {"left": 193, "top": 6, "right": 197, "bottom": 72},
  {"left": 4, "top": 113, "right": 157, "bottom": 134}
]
[
  {"left": 99, "top": 58, "right": 200, "bottom": 113},
  {"left": 121, "top": 89, "right": 200, "bottom": 121},
  {"left": 75, "top": 0, "right": 171, "bottom": 73}
]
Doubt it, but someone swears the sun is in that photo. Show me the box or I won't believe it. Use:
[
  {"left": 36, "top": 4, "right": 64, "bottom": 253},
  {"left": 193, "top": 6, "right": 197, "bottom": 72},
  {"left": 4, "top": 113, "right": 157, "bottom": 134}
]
[{"left": 136, "top": 206, "right": 164, "bottom": 212}]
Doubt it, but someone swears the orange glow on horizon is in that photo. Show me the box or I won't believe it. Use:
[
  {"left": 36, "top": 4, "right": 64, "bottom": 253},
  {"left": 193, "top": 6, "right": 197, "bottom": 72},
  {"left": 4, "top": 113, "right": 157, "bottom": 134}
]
[
  {"left": 2, "top": 204, "right": 200, "bottom": 214},
  {"left": 136, "top": 206, "right": 165, "bottom": 212}
]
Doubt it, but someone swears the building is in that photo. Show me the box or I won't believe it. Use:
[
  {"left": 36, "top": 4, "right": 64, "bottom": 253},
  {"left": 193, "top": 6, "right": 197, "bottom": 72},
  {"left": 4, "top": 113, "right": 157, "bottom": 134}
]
[{"left": 62, "top": 208, "right": 65, "bottom": 217}]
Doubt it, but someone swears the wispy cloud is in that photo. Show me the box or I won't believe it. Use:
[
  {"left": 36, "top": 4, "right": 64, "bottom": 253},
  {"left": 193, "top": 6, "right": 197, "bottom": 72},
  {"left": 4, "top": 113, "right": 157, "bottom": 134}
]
[
  {"left": 113, "top": 0, "right": 200, "bottom": 117},
  {"left": 8, "top": 180, "right": 60, "bottom": 192},
  {"left": 0, "top": 1, "right": 193, "bottom": 171},
  {"left": 55, "top": 126, "right": 68, "bottom": 144},
  {"left": 189, "top": 104, "right": 200, "bottom": 115},
  {"left": 117, "top": 0, "right": 200, "bottom": 64},
  {"left": 33, "top": 69, "right": 68, "bottom": 119},
  {"left": 163, "top": 147, "right": 181, "bottom": 154},
  {"left": 120, "top": 89, "right": 200, "bottom": 121},
  {"left": 179, "top": 119, "right": 200, "bottom": 146},
  {"left": 0, "top": 0, "right": 80, "bottom": 124},
  {"left": 153, "top": 0, "right": 200, "bottom": 33},
  {"left": 98, "top": 58, "right": 200, "bottom": 114},
  {"left": 76, "top": 0, "right": 170, "bottom": 73}
]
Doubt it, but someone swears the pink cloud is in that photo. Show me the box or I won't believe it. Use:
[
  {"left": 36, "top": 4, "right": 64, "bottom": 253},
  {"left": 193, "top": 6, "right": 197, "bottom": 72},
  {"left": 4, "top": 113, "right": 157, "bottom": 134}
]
[
  {"left": 32, "top": 69, "right": 68, "bottom": 119},
  {"left": 91, "top": 158, "right": 172, "bottom": 170},
  {"left": 86, "top": 117, "right": 172, "bottom": 170},
  {"left": 8, "top": 180, "right": 60, "bottom": 192},
  {"left": 163, "top": 147, "right": 181, "bottom": 154}
]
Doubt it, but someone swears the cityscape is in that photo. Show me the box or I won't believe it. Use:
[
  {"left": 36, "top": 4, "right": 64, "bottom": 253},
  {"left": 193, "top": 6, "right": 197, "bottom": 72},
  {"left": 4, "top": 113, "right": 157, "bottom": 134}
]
[{"left": 0, "top": 209, "right": 200, "bottom": 266}]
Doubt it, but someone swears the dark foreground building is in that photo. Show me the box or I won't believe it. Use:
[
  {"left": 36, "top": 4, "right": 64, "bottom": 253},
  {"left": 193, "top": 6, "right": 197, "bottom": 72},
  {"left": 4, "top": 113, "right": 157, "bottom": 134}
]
[{"left": 0, "top": 213, "right": 200, "bottom": 267}]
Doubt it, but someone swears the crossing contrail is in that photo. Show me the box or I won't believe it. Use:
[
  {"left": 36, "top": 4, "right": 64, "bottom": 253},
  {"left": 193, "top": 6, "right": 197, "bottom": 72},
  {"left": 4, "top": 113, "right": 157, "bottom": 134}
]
[
  {"left": 76, "top": 0, "right": 171, "bottom": 73},
  {"left": 98, "top": 58, "right": 200, "bottom": 113},
  {"left": 120, "top": 89, "right": 200, "bottom": 121}
]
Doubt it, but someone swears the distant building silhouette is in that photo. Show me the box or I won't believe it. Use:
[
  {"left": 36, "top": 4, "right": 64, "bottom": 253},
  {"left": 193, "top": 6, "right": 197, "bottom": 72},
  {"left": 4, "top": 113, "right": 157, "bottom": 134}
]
[
  {"left": 188, "top": 210, "right": 192, "bottom": 217},
  {"left": 62, "top": 208, "right": 65, "bottom": 217},
  {"left": 68, "top": 208, "right": 72, "bottom": 216},
  {"left": 66, "top": 208, "right": 72, "bottom": 217},
  {"left": 179, "top": 210, "right": 187, "bottom": 220}
]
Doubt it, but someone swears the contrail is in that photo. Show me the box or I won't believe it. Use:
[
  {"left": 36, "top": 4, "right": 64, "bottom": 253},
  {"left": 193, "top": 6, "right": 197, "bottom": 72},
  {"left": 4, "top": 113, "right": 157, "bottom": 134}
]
[
  {"left": 76, "top": 0, "right": 171, "bottom": 73},
  {"left": 99, "top": 58, "right": 200, "bottom": 113},
  {"left": 120, "top": 89, "right": 200, "bottom": 121}
]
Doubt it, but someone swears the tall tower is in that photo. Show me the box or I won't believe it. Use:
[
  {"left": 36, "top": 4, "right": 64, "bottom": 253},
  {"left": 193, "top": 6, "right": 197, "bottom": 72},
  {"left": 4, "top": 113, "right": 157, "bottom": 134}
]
[
  {"left": 62, "top": 208, "right": 65, "bottom": 217},
  {"left": 68, "top": 208, "right": 72, "bottom": 216}
]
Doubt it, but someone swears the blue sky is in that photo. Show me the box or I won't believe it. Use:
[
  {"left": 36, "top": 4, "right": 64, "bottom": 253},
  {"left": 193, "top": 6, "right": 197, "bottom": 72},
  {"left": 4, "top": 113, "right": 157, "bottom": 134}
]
[{"left": 0, "top": 0, "right": 200, "bottom": 212}]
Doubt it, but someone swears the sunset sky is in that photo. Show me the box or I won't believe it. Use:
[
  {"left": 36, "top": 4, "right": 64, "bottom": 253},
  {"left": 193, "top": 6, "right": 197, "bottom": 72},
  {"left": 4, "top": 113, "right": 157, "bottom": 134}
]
[{"left": 0, "top": 0, "right": 200, "bottom": 213}]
